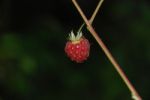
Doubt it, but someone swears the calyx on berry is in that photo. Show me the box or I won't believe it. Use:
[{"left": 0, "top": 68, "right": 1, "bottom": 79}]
[{"left": 69, "top": 30, "right": 83, "bottom": 43}]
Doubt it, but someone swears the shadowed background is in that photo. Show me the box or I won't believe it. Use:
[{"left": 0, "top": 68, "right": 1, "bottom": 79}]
[{"left": 0, "top": 0, "right": 150, "bottom": 100}]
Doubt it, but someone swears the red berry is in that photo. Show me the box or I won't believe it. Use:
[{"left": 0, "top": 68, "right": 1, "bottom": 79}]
[{"left": 65, "top": 31, "right": 90, "bottom": 63}]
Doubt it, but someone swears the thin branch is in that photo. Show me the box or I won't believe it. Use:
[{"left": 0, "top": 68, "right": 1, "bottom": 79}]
[
  {"left": 77, "top": 0, "right": 104, "bottom": 33},
  {"left": 72, "top": 0, "right": 142, "bottom": 100},
  {"left": 90, "top": 0, "right": 104, "bottom": 24}
]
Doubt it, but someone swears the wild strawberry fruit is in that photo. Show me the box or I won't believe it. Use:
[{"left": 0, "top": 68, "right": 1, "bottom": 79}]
[{"left": 65, "top": 31, "right": 90, "bottom": 63}]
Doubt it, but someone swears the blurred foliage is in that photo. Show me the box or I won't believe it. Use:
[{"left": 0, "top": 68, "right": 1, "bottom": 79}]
[{"left": 0, "top": 0, "right": 150, "bottom": 100}]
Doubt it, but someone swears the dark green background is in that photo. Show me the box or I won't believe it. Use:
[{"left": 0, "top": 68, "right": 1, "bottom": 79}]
[{"left": 0, "top": 0, "right": 149, "bottom": 100}]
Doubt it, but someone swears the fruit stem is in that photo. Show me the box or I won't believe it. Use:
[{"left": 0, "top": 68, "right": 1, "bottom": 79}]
[
  {"left": 72, "top": 0, "right": 142, "bottom": 100},
  {"left": 77, "top": 0, "right": 104, "bottom": 33},
  {"left": 77, "top": 23, "right": 85, "bottom": 33}
]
